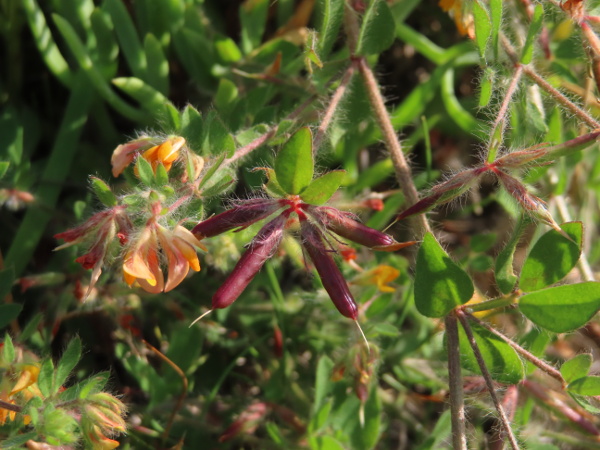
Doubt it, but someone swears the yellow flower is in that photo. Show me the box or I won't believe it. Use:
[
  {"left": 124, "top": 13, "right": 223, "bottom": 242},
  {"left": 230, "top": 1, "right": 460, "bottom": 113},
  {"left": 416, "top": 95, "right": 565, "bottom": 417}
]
[
  {"left": 351, "top": 265, "right": 400, "bottom": 293},
  {"left": 123, "top": 221, "right": 205, "bottom": 293},
  {"left": 0, "top": 364, "right": 42, "bottom": 425},
  {"left": 138, "top": 137, "right": 185, "bottom": 174}
]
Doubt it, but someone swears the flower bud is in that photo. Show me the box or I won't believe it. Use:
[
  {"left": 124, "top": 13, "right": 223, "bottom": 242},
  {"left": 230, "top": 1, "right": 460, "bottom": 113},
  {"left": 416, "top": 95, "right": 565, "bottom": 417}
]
[
  {"left": 309, "top": 206, "right": 414, "bottom": 251},
  {"left": 192, "top": 199, "right": 282, "bottom": 239},
  {"left": 212, "top": 214, "right": 286, "bottom": 310},
  {"left": 301, "top": 220, "right": 358, "bottom": 320}
]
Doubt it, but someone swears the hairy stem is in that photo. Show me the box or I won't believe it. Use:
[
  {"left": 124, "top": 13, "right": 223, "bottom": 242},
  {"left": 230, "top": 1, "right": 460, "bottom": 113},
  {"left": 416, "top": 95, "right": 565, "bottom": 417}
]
[
  {"left": 445, "top": 313, "right": 467, "bottom": 450},
  {"left": 457, "top": 310, "right": 520, "bottom": 450},
  {"left": 465, "top": 311, "right": 565, "bottom": 386},
  {"left": 313, "top": 64, "right": 355, "bottom": 152},
  {"left": 488, "top": 65, "right": 523, "bottom": 162}
]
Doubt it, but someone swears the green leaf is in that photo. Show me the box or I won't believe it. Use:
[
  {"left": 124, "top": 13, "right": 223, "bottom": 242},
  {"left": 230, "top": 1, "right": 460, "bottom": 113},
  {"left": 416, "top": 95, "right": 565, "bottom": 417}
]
[
  {"left": 472, "top": 0, "right": 491, "bottom": 58},
  {"left": 90, "top": 8, "right": 118, "bottom": 79},
  {"left": 0, "top": 304, "right": 21, "bottom": 330},
  {"left": 479, "top": 67, "right": 494, "bottom": 107},
  {"left": 38, "top": 358, "right": 55, "bottom": 398},
  {"left": 255, "top": 167, "right": 288, "bottom": 198},
  {"left": 0, "top": 267, "right": 15, "bottom": 300},
  {"left": 561, "top": 353, "right": 592, "bottom": 383},
  {"left": 214, "top": 78, "right": 239, "bottom": 113},
  {"left": 144, "top": 33, "right": 169, "bottom": 95},
  {"left": 317, "top": 0, "right": 344, "bottom": 58},
  {"left": 568, "top": 376, "right": 600, "bottom": 396},
  {"left": 311, "top": 398, "right": 333, "bottom": 431},
  {"left": 55, "top": 337, "right": 82, "bottom": 388},
  {"left": 414, "top": 233, "right": 474, "bottom": 318},
  {"left": 136, "top": 156, "right": 156, "bottom": 186},
  {"left": 198, "top": 153, "right": 226, "bottom": 189},
  {"left": 79, "top": 372, "right": 110, "bottom": 399},
  {"left": 20, "top": 312, "right": 43, "bottom": 341},
  {"left": 155, "top": 162, "right": 169, "bottom": 186},
  {"left": 180, "top": 105, "right": 203, "bottom": 151},
  {"left": 519, "top": 282, "right": 600, "bottom": 333},
  {"left": 3, "top": 333, "right": 15, "bottom": 364},
  {"left": 89, "top": 176, "right": 117, "bottom": 207},
  {"left": 274, "top": 127, "right": 314, "bottom": 195},
  {"left": 441, "top": 69, "right": 485, "bottom": 139},
  {"left": 215, "top": 35, "right": 242, "bottom": 63},
  {"left": 0, "top": 161, "right": 9, "bottom": 179},
  {"left": 356, "top": 0, "right": 395, "bottom": 55},
  {"left": 300, "top": 170, "right": 345, "bottom": 205},
  {"left": 105, "top": 0, "right": 147, "bottom": 78},
  {"left": 201, "top": 173, "right": 235, "bottom": 197},
  {"left": 1, "top": 431, "right": 39, "bottom": 449},
  {"left": 350, "top": 384, "right": 381, "bottom": 449},
  {"left": 495, "top": 216, "right": 530, "bottom": 294},
  {"left": 313, "top": 355, "right": 334, "bottom": 414},
  {"left": 240, "top": 0, "right": 269, "bottom": 53},
  {"left": 112, "top": 77, "right": 172, "bottom": 115},
  {"left": 521, "top": 4, "right": 544, "bottom": 64},
  {"left": 489, "top": 0, "right": 502, "bottom": 58},
  {"left": 458, "top": 322, "right": 524, "bottom": 384},
  {"left": 519, "top": 222, "right": 582, "bottom": 292},
  {"left": 202, "top": 111, "right": 236, "bottom": 158}
]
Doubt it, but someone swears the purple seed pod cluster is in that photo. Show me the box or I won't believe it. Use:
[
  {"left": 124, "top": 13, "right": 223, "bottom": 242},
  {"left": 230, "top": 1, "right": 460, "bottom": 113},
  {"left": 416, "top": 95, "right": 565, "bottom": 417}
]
[{"left": 194, "top": 197, "right": 414, "bottom": 318}]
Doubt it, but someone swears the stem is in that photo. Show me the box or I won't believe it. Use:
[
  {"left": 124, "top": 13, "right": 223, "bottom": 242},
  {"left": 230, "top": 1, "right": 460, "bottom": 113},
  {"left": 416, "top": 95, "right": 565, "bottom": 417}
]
[
  {"left": 224, "top": 94, "right": 315, "bottom": 166},
  {"left": 445, "top": 313, "right": 467, "bottom": 450},
  {"left": 355, "top": 56, "right": 431, "bottom": 237},
  {"left": 522, "top": 379, "right": 600, "bottom": 436},
  {"left": 142, "top": 340, "right": 188, "bottom": 445},
  {"left": 487, "top": 65, "right": 523, "bottom": 162},
  {"left": 522, "top": 66, "right": 600, "bottom": 129},
  {"left": 462, "top": 295, "right": 517, "bottom": 313},
  {"left": 313, "top": 64, "right": 355, "bottom": 152},
  {"left": 554, "top": 194, "right": 595, "bottom": 282},
  {"left": 465, "top": 311, "right": 565, "bottom": 386},
  {"left": 456, "top": 310, "right": 520, "bottom": 450},
  {"left": 0, "top": 399, "right": 22, "bottom": 413}
]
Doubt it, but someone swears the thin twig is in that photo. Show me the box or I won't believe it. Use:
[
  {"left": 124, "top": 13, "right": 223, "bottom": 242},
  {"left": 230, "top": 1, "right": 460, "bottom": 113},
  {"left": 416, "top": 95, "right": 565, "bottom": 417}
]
[
  {"left": 465, "top": 311, "right": 565, "bottom": 386},
  {"left": 445, "top": 313, "right": 467, "bottom": 450},
  {"left": 313, "top": 64, "right": 355, "bottom": 152},
  {"left": 0, "top": 399, "right": 23, "bottom": 413},
  {"left": 142, "top": 340, "right": 188, "bottom": 445},
  {"left": 456, "top": 310, "right": 520, "bottom": 450}
]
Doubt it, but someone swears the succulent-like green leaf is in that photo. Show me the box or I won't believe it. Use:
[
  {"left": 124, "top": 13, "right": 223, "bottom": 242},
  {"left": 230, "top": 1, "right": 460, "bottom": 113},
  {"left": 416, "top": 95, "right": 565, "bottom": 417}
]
[
  {"left": 414, "top": 233, "right": 474, "bottom": 318},
  {"left": 90, "top": 176, "right": 117, "bottom": 207},
  {"left": 519, "top": 222, "right": 582, "bottom": 292},
  {"left": 561, "top": 353, "right": 592, "bottom": 383},
  {"left": 519, "top": 282, "right": 600, "bottom": 333},
  {"left": 458, "top": 321, "right": 524, "bottom": 384},
  {"left": 300, "top": 170, "right": 345, "bottom": 205},
  {"left": 356, "top": 0, "right": 396, "bottom": 56},
  {"left": 274, "top": 127, "right": 314, "bottom": 195},
  {"left": 489, "top": 0, "right": 502, "bottom": 58}
]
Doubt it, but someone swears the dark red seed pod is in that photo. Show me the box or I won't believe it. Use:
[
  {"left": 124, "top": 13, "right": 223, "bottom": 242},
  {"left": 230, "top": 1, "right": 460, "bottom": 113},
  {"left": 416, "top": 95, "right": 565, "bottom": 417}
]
[
  {"left": 192, "top": 199, "right": 282, "bottom": 239},
  {"left": 212, "top": 214, "right": 286, "bottom": 310},
  {"left": 301, "top": 220, "right": 358, "bottom": 320},
  {"left": 309, "top": 206, "right": 414, "bottom": 251}
]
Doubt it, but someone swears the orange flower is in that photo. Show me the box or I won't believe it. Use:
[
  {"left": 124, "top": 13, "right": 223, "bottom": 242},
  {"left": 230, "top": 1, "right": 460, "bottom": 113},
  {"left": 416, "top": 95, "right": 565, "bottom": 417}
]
[
  {"left": 439, "top": 0, "right": 474, "bottom": 39},
  {"left": 123, "top": 221, "right": 205, "bottom": 293},
  {"left": 351, "top": 265, "right": 400, "bottom": 293},
  {"left": 0, "top": 364, "right": 41, "bottom": 425},
  {"left": 111, "top": 136, "right": 185, "bottom": 178}
]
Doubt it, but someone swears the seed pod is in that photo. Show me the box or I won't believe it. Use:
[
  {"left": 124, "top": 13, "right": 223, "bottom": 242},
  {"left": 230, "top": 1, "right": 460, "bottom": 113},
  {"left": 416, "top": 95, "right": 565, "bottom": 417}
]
[
  {"left": 309, "top": 206, "right": 414, "bottom": 251},
  {"left": 192, "top": 199, "right": 282, "bottom": 239},
  {"left": 212, "top": 214, "right": 286, "bottom": 310},
  {"left": 301, "top": 220, "right": 358, "bottom": 320}
]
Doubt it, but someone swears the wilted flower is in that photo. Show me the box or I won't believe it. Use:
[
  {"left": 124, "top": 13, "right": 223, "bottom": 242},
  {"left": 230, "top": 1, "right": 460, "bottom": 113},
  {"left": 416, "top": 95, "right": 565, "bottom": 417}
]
[
  {"left": 110, "top": 136, "right": 154, "bottom": 177},
  {"left": 0, "top": 188, "right": 35, "bottom": 211},
  {"left": 82, "top": 392, "right": 127, "bottom": 449},
  {"left": 55, "top": 206, "right": 132, "bottom": 300},
  {"left": 439, "top": 0, "right": 474, "bottom": 38}
]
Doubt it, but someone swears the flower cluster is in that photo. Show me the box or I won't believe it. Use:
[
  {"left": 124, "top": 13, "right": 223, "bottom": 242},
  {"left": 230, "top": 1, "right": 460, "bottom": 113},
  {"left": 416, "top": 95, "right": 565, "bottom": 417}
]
[{"left": 193, "top": 195, "right": 414, "bottom": 319}]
